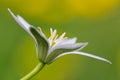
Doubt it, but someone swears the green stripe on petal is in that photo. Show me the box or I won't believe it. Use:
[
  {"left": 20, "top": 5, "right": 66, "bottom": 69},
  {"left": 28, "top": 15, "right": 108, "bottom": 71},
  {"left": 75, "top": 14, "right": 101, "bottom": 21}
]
[{"left": 30, "top": 27, "right": 49, "bottom": 62}]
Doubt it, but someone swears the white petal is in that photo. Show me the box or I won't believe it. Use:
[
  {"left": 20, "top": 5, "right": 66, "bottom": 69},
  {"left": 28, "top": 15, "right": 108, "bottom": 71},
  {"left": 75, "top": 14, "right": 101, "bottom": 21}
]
[
  {"left": 56, "top": 37, "right": 77, "bottom": 45},
  {"left": 8, "top": 8, "right": 49, "bottom": 62},
  {"left": 49, "top": 42, "right": 88, "bottom": 54},
  {"left": 8, "top": 8, "right": 48, "bottom": 41},
  {"left": 17, "top": 15, "right": 30, "bottom": 30},
  {"left": 76, "top": 42, "right": 88, "bottom": 51},
  {"left": 45, "top": 43, "right": 88, "bottom": 63},
  {"left": 8, "top": 8, "right": 31, "bottom": 33},
  {"left": 49, "top": 51, "right": 112, "bottom": 64}
]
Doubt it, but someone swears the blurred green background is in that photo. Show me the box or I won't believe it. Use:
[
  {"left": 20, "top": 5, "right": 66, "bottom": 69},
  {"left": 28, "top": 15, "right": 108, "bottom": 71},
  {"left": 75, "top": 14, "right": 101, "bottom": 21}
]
[{"left": 0, "top": 0, "right": 120, "bottom": 80}]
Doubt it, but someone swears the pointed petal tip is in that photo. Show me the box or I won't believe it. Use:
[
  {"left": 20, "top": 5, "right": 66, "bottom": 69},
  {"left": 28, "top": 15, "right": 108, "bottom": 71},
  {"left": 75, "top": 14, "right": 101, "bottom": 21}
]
[
  {"left": 8, "top": 8, "right": 14, "bottom": 15},
  {"left": 8, "top": 8, "right": 12, "bottom": 12},
  {"left": 76, "top": 42, "right": 88, "bottom": 51},
  {"left": 75, "top": 37, "right": 77, "bottom": 39},
  {"left": 8, "top": 8, "right": 12, "bottom": 14},
  {"left": 84, "top": 42, "right": 88, "bottom": 46},
  {"left": 73, "top": 37, "right": 77, "bottom": 40},
  {"left": 106, "top": 60, "right": 112, "bottom": 64},
  {"left": 7, "top": 8, "right": 17, "bottom": 19},
  {"left": 80, "top": 42, "right": 88, "bottom": 47},
  {"left": 8, "top": 8, "right": 10, "bottom": 11}
]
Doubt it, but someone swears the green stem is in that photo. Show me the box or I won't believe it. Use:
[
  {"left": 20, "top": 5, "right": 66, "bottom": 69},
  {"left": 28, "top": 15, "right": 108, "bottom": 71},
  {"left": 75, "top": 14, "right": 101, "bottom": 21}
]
[{"left": 20, "top": 62, "right": 45, "bottom": 80}]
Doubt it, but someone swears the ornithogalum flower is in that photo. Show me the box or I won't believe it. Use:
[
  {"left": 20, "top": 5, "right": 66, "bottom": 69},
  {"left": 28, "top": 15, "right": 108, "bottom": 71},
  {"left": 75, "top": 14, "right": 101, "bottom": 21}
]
[{"left": 8, "top": 8, "right": 111, "bottom": 80}]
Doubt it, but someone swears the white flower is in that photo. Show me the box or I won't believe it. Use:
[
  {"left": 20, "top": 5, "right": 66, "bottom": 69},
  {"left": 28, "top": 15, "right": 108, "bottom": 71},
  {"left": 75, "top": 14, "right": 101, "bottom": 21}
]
[{"left": 8, "top": 8, "right": 112, "bottom": 64}]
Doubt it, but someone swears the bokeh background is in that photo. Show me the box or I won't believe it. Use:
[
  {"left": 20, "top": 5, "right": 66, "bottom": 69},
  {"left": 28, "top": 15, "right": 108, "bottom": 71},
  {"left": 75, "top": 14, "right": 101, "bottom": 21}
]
[{"left": 0, "top": 0, "right": 120, "bottom": 80}]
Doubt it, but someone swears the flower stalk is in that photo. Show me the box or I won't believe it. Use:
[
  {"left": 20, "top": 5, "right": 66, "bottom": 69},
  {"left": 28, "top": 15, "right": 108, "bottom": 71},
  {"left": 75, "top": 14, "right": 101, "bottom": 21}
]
[{"left": 20, "top": 62, "right": 45, "bottom": 80}]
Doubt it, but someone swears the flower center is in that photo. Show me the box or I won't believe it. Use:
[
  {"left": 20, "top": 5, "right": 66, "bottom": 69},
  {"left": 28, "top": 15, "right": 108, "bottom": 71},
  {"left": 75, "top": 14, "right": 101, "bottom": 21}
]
[{"left": 49, "top": 28, "right": 66, "bottom": 47}]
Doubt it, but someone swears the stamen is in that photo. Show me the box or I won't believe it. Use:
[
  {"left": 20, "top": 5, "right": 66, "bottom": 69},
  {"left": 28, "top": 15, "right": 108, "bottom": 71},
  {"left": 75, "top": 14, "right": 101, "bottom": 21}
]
[
  {"left": 51, "top": 29, "right": 57, "bottom": 40},
  {"left": 49, "top": 28, "right": 58, "bottom": 47},
  {"left": 54, "top": 34, "right": 58, "bottom": 41},
  {"left": 53, "top": 29, "right": 57, "bottom": 35},
  {"left": 58, "top": 32, "right": 66, "bottom": 41},
  {"left": 50, "top": 28, "right": 53, "bottom": 33},
  {"left": 49, "top": 29, "right": 56, "bottom": 40},
  {"left": 37, "top": 27, "right": 42, "bottom": 32},
  {"left": 49, "top": 29, "right": 67, "bottom": 47}
]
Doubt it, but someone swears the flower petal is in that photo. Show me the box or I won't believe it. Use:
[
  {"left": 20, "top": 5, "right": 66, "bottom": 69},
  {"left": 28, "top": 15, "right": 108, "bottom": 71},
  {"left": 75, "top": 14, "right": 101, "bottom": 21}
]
[
  {"left": 51, "top": 42, "right": 88, "bottom": 53},
  {"left": 54, "top": 37, "right": 77, "bottom": 46},
  {"left": 8, "top": 8, "right": 31, "bottom": 33},
  {"left": 45, "top": 43, "right": 87, "bottom": 63},
  {"left": 49, "top": 51, "right": 112, "bottom": 64},
  {"left": 30, "top": 27, "right": 49, "bottom": 62},
  {"left": 8, "top": 8, "right": 49, "bottom": 62}
]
